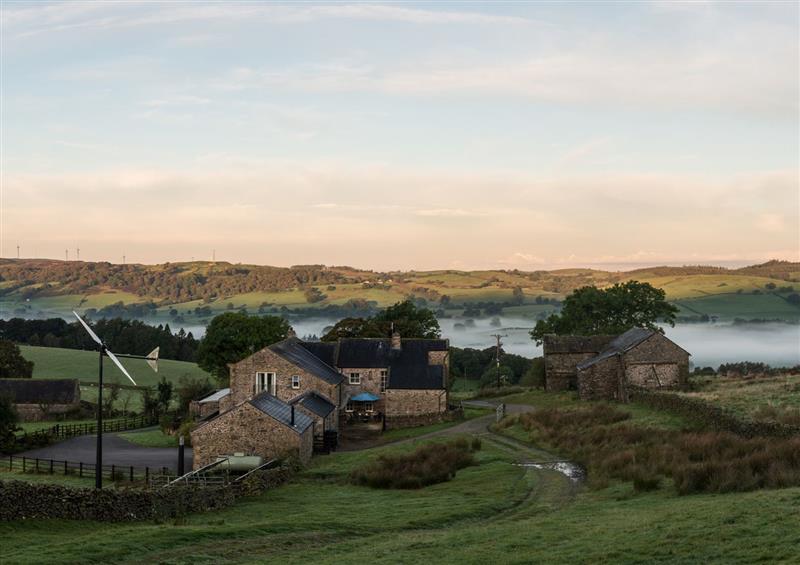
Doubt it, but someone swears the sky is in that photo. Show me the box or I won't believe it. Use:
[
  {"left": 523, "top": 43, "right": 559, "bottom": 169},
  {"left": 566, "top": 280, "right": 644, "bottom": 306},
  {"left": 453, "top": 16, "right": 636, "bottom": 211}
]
[{"left": 1, "top": 1, "right": 798, "bottom": 270}]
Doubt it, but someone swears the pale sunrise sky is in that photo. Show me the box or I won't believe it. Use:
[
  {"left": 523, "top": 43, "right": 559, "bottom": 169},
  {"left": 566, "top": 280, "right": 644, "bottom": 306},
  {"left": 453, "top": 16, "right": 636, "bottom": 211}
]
[{"left": 2, "top": 1, "right": 798, "bottom": 270}]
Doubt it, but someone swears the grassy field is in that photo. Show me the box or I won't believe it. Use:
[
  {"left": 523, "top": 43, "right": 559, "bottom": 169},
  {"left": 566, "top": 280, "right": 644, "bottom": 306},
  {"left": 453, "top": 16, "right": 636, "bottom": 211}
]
[
  {"left": 118, "top": 428, "right": 179, "bottom": 448},
  {"left": 673, "top": 292, "right": 800, "bottom": 321},
  {"left": 20, "top": 345, "right": 212, "bottom": 388},
  {"left": 680, "top": 373, "right": 800, "bottom": 419},
  {"left": 2, "top": 429, "right": 799, "bottom": 563}
]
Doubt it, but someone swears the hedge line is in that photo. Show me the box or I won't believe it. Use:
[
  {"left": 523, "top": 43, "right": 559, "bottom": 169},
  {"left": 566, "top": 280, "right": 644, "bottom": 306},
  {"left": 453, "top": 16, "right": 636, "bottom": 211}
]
[
  {"left": 629, "top": 387, "right": 800, "bottom": 439},
  {"left": 0, "top": 465, "right": 293, "bottom": 522}
]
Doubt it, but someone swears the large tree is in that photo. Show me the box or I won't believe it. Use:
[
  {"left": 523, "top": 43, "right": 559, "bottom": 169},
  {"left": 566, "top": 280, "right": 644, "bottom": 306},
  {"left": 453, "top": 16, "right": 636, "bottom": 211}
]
[
  {"left": 197, "top": 312, "right": 291, "bottom": 384},
  {"left": 321, "top": 300, "right": 441, "bottom": 341},
  {"left": 0, "top": 340, "right": 34, "bottom": 378},
  {"left": 530, "top": 281, "right": 678, "bottom": 344}
]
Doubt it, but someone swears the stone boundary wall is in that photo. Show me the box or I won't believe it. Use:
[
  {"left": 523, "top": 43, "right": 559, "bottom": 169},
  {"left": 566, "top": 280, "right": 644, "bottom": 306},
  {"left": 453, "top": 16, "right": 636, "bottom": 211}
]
[
  {"left": 630, "top": 387, "right": 800, "bottom": 439},
  {"left": 0, "top": 465, "right": 293, "bottom": 522},
  {"left": 384, "top": 405, "right": 463, "bottom": 430}
]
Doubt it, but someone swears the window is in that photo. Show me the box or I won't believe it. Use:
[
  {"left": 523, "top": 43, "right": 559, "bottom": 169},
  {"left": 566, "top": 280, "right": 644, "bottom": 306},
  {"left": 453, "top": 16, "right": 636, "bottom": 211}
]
[
  {"left": 345, "top": 400, "right": 355, "bottom": 413},
  {"left": 349, "top": 372, "right": 361, "bottom": 385},
  {"left": 256, "top": 372, "right": 276, "bottom": 395},
  {"left": 380, "top": 370, "right": 388, "bottom": 393},
  {"left": 291, "top": 375, "right": 300, "bottom": 389},
  {"left": 364, "top": 401, "right": 374, "bottom": 413}
]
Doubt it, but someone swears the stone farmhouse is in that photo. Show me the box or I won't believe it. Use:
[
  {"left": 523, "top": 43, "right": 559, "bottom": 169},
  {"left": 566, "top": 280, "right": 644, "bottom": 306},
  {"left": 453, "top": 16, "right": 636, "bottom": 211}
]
[
  {"left": 191, "top": 334, "right": 450, "bottom": 469},
  {"left": 0, "top": 379, "right": 80, "bottom": 422},
  {"left": 543, "top": 328, "right": 689, "bottom": 401}
]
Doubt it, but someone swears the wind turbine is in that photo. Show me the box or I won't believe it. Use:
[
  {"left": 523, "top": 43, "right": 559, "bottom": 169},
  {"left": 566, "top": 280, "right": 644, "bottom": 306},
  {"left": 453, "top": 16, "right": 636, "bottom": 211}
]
[{"left": 73, "top": 311, "right": 159, "bottom": 488}]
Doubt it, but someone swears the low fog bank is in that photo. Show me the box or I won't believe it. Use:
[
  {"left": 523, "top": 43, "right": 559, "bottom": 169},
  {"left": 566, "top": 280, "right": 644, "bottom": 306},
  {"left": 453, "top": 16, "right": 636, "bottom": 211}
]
[{"left": 272, "top": 317, "right": 800, "bottom": 369}]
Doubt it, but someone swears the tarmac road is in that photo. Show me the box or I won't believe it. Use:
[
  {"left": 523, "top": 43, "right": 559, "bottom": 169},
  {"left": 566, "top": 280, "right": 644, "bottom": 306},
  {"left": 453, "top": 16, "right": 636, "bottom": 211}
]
[{"left": 19, "top": 430, "right": 192, "bottom": 472}]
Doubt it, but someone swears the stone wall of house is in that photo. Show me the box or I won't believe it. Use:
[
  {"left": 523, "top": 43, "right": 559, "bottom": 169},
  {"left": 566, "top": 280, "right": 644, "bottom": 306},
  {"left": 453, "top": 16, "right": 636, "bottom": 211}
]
[
  {"left": 190, "top": 402, "right": 312, "bottom": 469},
  {"left": 384, "top": 389, "right": 447, "bottom": 416},
  {"left": 577, "top": 357, "right": 623, "bottom": 401},
  {"left": 339, "top": 367, "right": 387, "bottom": 414},
  {"left": 229, "top": 348, "right": 340, "bottom": 408},
  {"left": 14, "top": 403, "right": 79, "bottom": 422},
  {"left": 623, "top": 333, "right": 689, "bottom": 388}
]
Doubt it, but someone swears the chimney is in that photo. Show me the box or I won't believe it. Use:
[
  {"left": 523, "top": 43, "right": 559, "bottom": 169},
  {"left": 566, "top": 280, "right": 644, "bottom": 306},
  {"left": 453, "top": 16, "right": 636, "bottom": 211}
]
[
  {"left": 287, "top": 327, "right": 297, "bottom": 338},
  {"left": 291, "top": 404, "right": 295, "bottom": 426},
  {"left": 391, "top": 331, "right": 402, "bottom": 351}
]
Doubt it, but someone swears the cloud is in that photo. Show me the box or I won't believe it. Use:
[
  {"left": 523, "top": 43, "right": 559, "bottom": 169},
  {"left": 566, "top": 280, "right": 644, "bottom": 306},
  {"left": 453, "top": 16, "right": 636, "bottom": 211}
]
[{"left": 5, "top": 163, "right": 797, "bottom": 269}]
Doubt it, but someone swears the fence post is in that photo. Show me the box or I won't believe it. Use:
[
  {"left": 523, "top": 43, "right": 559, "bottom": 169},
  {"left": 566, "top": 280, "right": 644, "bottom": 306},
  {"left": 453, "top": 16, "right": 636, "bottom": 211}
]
[
  {"left": 23, "top": 456, "right": 26, "bottom": 472},
  {"left": 8, "top": 455, "right": 12, "bottom": 471},
  {"left": 35, "top": 458, "right": 39, "bottom": 473},
  {"left": 111, "top": 464, "right": 115, "bottom": 481},
  {"left": 49, "top": 459, "right": 54, "bottom": 474},
  {"left": 64, "top": 460, "right": 68, "bottom": 475},
  {"left": 145, "top": 466, "right": 149, "bottom": 484},
  {"left": 79, "top": 461, "right": 83, "bottom": 477},
  {"left": 130, "top": 465, "right": 133, "bottom": 482}
]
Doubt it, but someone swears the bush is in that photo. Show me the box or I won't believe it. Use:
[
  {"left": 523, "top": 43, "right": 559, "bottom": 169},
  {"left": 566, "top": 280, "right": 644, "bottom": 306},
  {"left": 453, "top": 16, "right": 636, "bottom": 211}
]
[
  {"left": 350, "top": 439, "right": 478, "bottom": 489},
  {"left": 519, "top": 357, "right": 545, "bottom": 388}
]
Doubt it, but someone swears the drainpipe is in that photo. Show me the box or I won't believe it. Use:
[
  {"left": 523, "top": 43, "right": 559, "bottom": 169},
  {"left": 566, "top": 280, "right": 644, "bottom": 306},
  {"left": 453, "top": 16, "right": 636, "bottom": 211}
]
[{"left": 291, "top": 405, "right": 295, "bottom": 426}]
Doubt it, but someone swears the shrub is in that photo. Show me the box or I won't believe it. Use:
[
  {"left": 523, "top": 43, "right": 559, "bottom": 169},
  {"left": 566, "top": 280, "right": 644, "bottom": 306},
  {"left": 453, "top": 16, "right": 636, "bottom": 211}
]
[{"left": 350, "top": 440, "right": 478, "bottom": 489}]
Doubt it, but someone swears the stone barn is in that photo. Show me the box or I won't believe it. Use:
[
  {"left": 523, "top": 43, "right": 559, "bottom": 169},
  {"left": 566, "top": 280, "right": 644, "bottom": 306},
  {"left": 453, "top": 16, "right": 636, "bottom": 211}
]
[
  {"left": 542, "top": 328, "right": 690, "bottom": 401},
  {"left": 0, "top": 379, "right": 80, "bottom": 422},
  {"left": 576, "top": 328, "right": 690, "bottom": 401},
  {"left": 542, "top": 335, "right": 614, "bottom": 391}
]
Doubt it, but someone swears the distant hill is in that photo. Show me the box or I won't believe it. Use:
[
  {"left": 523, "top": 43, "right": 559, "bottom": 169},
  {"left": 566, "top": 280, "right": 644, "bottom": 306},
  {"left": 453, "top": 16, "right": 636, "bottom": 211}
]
[{"left": 1, "top": 259, "right": 798, "bottom": 323}]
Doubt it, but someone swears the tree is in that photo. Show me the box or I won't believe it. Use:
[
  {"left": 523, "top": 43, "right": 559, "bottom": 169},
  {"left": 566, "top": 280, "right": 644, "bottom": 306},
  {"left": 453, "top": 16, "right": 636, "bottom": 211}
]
[
  {"left": 530, "top": 281, "right": 678, "bottom": 344},
  {"left": 0, "top": 340, "right": 34, "bottom": 379},
  {"left": 176, "top": 374, "right": 215, "bottom": 415},
  {"left": 197, "top": 312, "right": 291, "bottom": 384},
  {"left": 157, "top": 376, "right": 173, "bottom": 414},
  {"left": 0, "top": 394, "right": 20, "bottom": 448},
  {"left": 512, "top": 286, "right": 525, "bottom": 306},
  {"left": 321, "top": 301, "right": 441, "bottom": 341}
]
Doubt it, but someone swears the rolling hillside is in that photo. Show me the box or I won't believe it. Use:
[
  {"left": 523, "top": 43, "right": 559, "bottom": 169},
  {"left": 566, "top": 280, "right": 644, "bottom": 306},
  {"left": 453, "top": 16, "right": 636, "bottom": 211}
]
[{"left": 1, "top": 259, "right": 798, "bottom": 323}]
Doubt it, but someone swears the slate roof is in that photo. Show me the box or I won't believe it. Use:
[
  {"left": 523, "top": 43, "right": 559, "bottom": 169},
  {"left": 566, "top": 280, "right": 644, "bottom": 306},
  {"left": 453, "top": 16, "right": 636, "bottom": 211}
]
[
  {"left": 0, "top": 379, "right": 79, "bottom": 404},
  {"left": 334, "top": 338, "right": 448, "bottom": 390},
  {"left": 197, "top": 388, "right": 230, "bottom": 403},
  {"left": 576, "top": 328, "right": 658, "bottom": 370},
  {"left": 249, "top": 393, "right": 314, "bottom": 433},
  {"left": 269, "top": 337, "right": 343, "bottom": 385},
  {"left": 291, "top": 391, "right": 336, "bottom": 418},
  {"left": 542, "top": 334, "right": 615, "bottom": 354},
  {"left": 299, "top": 341, "right": 337, "bottom": 367}
]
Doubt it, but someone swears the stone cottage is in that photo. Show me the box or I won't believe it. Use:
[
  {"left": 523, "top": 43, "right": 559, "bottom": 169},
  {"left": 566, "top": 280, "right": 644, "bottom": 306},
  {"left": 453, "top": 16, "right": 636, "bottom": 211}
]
[
  {"left": 190, "top": 333, "right": 450, "bottom": 469},
  {"left": 0, "top": 379, "right": 80, "bottom": 422},
  {"left": 543, "top": 328, "right": 689, "bottom": 401}
]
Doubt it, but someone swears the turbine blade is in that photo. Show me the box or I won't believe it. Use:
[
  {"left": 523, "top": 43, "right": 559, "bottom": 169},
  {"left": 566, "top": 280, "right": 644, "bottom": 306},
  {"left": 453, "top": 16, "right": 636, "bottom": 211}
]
[
  {"left": 106, "top": 348, "right": 138, "bottom": 386},
  {"left": 146, "top": 347, "right": 159, "bottom": 373},
  {"left": 72, "top": 311, "right": 102, "bottom": 345}
]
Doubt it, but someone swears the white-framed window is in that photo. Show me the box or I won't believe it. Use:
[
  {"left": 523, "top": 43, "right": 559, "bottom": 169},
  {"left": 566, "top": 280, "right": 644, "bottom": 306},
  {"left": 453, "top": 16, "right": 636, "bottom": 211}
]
[
  {"left": 256, "top": 372, "right": 276, "bottom": 395},
  {"left": 364, "top": 401, "right": 374, "bottom": 413},
  {"left": 345, "top": 400, "right": 355, "bottom": 413},
  {"left": 291, "top": 375, "right": 300, "bottom": 389},
  {"left": 380, "top": 369, "right": 388, "bottom": 393},
  {"left": 349, "top": 372, "right": 361, "bottom": 385}
]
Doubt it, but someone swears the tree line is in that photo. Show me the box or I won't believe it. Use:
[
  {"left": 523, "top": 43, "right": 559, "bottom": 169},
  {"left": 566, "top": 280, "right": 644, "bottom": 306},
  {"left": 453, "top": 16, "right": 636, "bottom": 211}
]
[{"left": 0, "top": 317, "right": 199, "bottom": 361}]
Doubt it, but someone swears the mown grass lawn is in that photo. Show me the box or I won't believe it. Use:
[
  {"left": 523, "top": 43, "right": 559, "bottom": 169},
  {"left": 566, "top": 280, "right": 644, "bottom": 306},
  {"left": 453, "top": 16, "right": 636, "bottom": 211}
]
[{"left": 118, "top": 428, "right": 179, "bottom": 448}]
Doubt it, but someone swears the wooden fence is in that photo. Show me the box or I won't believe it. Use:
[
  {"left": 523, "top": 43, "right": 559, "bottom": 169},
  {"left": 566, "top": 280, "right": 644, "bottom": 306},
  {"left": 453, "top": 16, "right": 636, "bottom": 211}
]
[
  {"left": 4, "top": 454, "right": 170, "bottom": 484},
  {"left": 21, "top": 414, "right": 159, "bottom": 442}
]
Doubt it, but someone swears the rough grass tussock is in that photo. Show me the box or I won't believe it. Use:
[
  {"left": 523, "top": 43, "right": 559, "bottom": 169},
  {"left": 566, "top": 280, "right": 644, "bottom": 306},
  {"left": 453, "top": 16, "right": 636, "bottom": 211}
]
[
  {"left": 350, "top": 438, "right": 481, "bottom": 489},
  {"left": 514, "top": 405, "right": 800, "bottom": 495}
]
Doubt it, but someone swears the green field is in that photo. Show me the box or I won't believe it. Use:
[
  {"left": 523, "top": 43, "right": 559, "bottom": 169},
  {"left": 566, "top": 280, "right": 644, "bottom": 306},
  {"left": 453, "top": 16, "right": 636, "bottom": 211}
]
[
  {"left": 2, "top": 423, "right": 799, "bottom": 563},
  {"left": 20, "top": 345, "right": 212, "bottom": 388},
  {"left": 681, "top": 373, "right": 800, "bottom": 419},
  {"left": 674, "top": 292, "right": 800, "bottom": 321}
]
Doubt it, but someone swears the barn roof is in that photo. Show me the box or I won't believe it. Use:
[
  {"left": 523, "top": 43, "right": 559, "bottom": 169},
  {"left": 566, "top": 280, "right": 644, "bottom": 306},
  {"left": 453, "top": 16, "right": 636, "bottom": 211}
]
[
  {"left": 542, "top": 335, "right": 615, "bottom": 354},
  {"left": 197, "top": 388, "right": 230, "bottom": 403},
  {"left": 0, "top": 379, "right": 79, "bottom": 404},
  {"left": 576, "top": 328, "right": 659, "bottom": 370},
  {"left": 269, "top": 337, "right": 343, "bottom": 385},
  {"left": 291, "top": 391, "right": 336, "bottom": 418},
  {"left": 249, "top": 393, "right": 314, "bottom": 433}
]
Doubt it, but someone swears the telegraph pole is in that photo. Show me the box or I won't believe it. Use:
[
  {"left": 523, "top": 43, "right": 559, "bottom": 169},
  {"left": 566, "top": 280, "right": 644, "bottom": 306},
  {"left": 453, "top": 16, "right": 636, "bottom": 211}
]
[
  {"left": 65, "top": 249, "right": 69, "bottom": 261},
  {"left": 490, "top": 334, "right": 505, "bottom": 387}
]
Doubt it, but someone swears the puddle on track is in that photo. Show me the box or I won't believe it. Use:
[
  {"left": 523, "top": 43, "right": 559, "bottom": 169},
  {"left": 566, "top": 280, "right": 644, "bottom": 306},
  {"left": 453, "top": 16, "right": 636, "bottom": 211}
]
[{"left": 516, "top": 461, "right": 586, "bottom": 482}]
